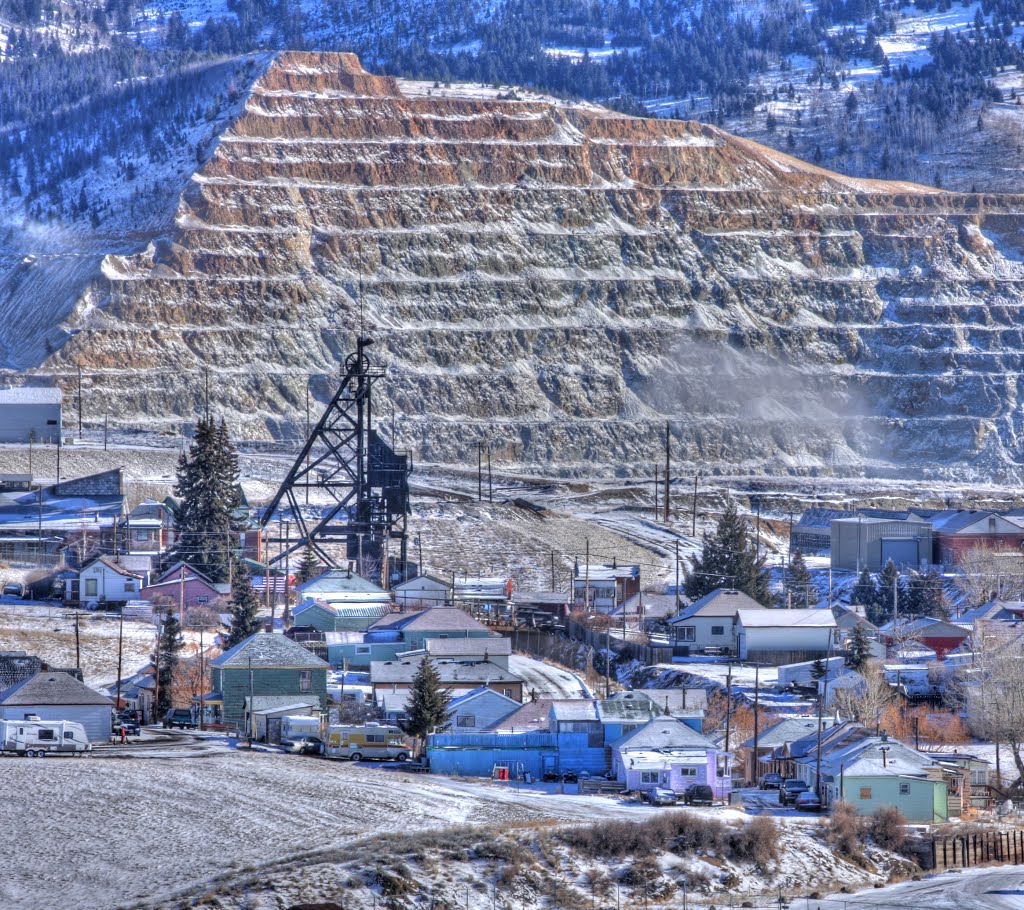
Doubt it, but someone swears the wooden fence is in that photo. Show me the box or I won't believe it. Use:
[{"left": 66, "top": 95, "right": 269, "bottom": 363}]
[{"left": 925, "top": 828, "right": 1024, "bottom": 870}]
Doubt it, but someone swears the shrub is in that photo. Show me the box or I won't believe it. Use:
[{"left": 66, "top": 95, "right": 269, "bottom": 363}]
[
  {"left": 868, "top": 806, "right": 907, "bottom": 852},
  {"left": 729, "top": 816, "right": 779, "bottom": 866},
  {"left": 827, "top": 801, "right": 866, "bottom": 863}
]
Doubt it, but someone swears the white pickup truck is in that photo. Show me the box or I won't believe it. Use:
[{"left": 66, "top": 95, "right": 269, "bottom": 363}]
[{"left": 0, "top": 717, "right": 92, "bottom": 756}]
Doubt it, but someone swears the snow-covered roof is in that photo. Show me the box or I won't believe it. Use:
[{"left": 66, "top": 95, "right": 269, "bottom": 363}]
[
  {"left": 211, "top": 633, "right": 329, "bottom": 670},
  {"left": 368, "top": 607, "right": 490, "bottom": 635},
  {"left": 612, "top": 718, "right": 717, "bottom": 752},
  {"left": 736, "top": 608, "right": 836, "bottom": 628},
  {"left": 0, "top": 671, "right": 110, "bottom": 707},
  {"left": 0, "top": 387, "right": 61, "bottom": 405},
  {"left": 669, "top": 588, "right": 767, "bottom": 623}
]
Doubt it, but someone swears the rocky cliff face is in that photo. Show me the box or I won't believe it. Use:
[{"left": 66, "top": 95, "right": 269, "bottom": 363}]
[{"left": 42, "top": 52, "right": 1024, "bottom": 480}]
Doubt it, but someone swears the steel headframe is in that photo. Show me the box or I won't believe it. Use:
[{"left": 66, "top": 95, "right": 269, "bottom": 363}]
[{"left": 260, "top": 337, "right": 411, "bottom": 587}]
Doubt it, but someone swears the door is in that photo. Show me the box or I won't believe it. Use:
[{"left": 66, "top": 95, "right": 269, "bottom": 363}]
[{"left": 267, "top": 717, "right": 282, "bottom": 744}]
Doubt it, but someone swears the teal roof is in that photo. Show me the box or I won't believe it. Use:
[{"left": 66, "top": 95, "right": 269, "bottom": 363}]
[{"left": 210, "top": 633, "right": 328, "bottom": 669}]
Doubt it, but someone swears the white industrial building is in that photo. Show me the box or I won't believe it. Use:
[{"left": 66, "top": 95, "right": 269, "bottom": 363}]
[{"left": 0, "top": 387, "right": 62, "bottom": 444}]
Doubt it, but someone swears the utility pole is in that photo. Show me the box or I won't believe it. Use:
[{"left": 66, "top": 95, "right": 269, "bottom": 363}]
[
  {"left": 723, "top": 662, "right": 733, "bottom": 754},
  {"left": 265, "top": 530, "right": 273, "bottom": 627},
  {"left": 304, "top": 380, "right": 310, "bottom": 507},
  {"left": 691, "top": 472, "right": 699, "bottom": 536},
  {"left": 755, "top": 497, "right": 761, "bottom": 558},
  {"left": 477, "top": 443, "right": 483, "bottom": 502},
  {"left": 247, "top": 652, "right": 254, "bottom": 745},
  {"left": 653, "top": 465, "right": 659, "bottom": 521},
  {"left": 103, "top": 413, "right": 108, "bottom": 451},
  {"left": 663, "top": 421, "right": 670, "bottom": 522},
  {"left": 179, "top": 566, "right": 185, "bottom": 627},
  {"left": 674, "top": 539, "right": 681, "bottom": 608},
  {"left": 752, "top": 664, "right": 760, "bottom": 786},
  {"left": 487, "top": 445, "right": 493, "bottom": 503},
  {"left": 284, "top": 520, "right": 291, "bottom": 625},
  {"left": 76, "top": 362, "right": 83, "bottom": 438},
  {"left": 199, "top": 625, "right": 206, "bottom": 731},
  {"left": 74, "top": 610, "right": 81, "bottom": 669},
  {"left": 584, "top": 538, "right": 590, "bottom": 612},
  {"left": 153, "top": 616, "right": 161, "bottom": 720},
  {"left": 115, "top": 606, "right": 124, "bottom": 715},
  {"left": 550, "top": 550, "right": 556, "bottom": 591},
  {"left": 204, "top": 368, "right": 210, "bottom": 422}
]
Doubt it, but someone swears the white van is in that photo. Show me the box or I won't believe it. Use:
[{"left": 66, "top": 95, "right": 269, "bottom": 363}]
[
  {"left": 324, "top": 723, "right": 410, "bottom": 761},
  {"left": 0, "top": 718, "right": 92, "bottom": 756}
]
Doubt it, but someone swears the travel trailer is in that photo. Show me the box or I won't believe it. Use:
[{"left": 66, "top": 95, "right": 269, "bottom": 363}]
[{"left": 0, "top": 717, "right": 92, "bottom": 756}]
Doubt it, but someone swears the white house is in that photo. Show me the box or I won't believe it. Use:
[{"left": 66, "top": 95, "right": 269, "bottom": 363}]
[
  {"left": 666, "top": 589, "right": 768, "bottom": 655},
  {"left": 78, "top": 555, "right": 145, "bottom": 607},
  {"left": 0, "top": 671, "right": 112, "bottom": 743},
  {"left": 447, "top": 686, "right": 522, "bottom": 732},
  {"left": 394, "top": 574, "right": 452, "bottom": 609},
  {"left": 735, "top": 609, "right": 837, "bottom": 664}
]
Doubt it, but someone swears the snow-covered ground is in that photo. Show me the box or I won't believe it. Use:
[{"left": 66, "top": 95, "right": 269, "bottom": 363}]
[
  {"left": 837, "top": 866, "right": 1024, "bottom": 908},
  {"left": 508, "top": 654, "right": 591, "bottom": 699}
]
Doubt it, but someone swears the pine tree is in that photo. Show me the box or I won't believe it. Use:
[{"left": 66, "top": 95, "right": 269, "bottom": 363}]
[
  {"left": 400, "top": 656, "right": 453, "bottom": 750},
  {"left": 226, "top": 561, "right": 262, "bottom": 648},
  {"left": 846, "top": 624, "right": 871, "bottom": 671},
  {"left": 810, "top": 657, "right": 827, "bottom": 680},
  {"left": 906, "top": 569, "right": 948, "bottom": 619},
  {"left": 871, "top": 559, "right": 908, "bottom": 626},
  {"left": 155, "top": 610, "right": 183, "bottom": 714},
  {"left": 684, "top": 500, "right": 771, "bottom": 605},
  {"left": 851, "top": 567, "right": 875, "bottom": 607},
  {"left": 785, "top": 549, "right": 816, "bottom": 607},
  {"left": 171, "top": 416, "right": 242, "bottom": 583},
  {"left": 296, "top": 546, "right": 321, "bottom": 585}
]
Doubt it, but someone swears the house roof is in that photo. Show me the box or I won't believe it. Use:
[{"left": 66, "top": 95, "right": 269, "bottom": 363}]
[
  {"left": 425, "top": 637, "right": 511, "bottom": 657},
  {"left": 0, "top": 671, "right": 111, "bottom": 707},
  {"left": 741, "top": 717, "right": 820, "bottom": 750},
  {"left": 0, "top": 387, "right": 61, "bottom": 404},
  {"left": 296, "top": 568, "right": 388, "bottom": 596},
  {"left": 293, "top": 600, "right": 392, "bottom": 620},
  {"left": 573, "top": 564, "right": 640, "bottom": 582},
  {"left": 736, "top": 608, "right": 836, "bottom": 628},
  {"left": 82, "top": 555, "right": 143, "bottom": 579},
  {"left": 394, "top": 574, "right": 452, "bottom": 591},
  {"left": 669, "top": 589, "right": 767, "bottom": 623},
  {"left": 611, "top": 718, "right": 717, "bottom": 752},
  {"left": 625, "top": 688, "right": 709, "bottom": 715},
  {"left": 515, "top": 591, "right": 570, "bottom": 607},
  {"left": 795, "top": 508, "right": 851, "bottom": 531},
  {"left": 616, "top": 592, "right": 681, "bottom": 618},
  {"left": 878, "top": 616, "right": 970, "bottom": 639},
  {"left": 370, "top": 658, "right": 520, "bottom": 685},
  {"left": 210, "top": 633, "right": 329, "bottom": 669},
  {"left": 368, "top": 607, "right": 490, "bottom": 635},
  {"left": 549, "top": 699, "right": 600, "bottom": 722},
  {"left": 487, "top": 698, "right": 554, "bottom": 732},
  {"left": 597, "top": 692, "right": 661, "bottom": 723},
  {"left": 956, "top": 599, "right": 1024, "bottom": 624},
  {"left": 448, "top": 686, "right": 521, "bottom": 710}
]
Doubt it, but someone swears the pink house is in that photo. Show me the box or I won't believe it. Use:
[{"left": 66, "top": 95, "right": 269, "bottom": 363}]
[{"left": 140, "top": 562, "right": 230, "bottom": 612}]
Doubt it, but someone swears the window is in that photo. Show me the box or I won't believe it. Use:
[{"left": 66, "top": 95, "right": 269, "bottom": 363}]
[
  {"left": 859, "top": 787, "right": 872, "bottom": 799},
  {"left": 640, "top": 771, "right": 659, "bottom": 784},
  {"left": 503, "top": 689, "right": 513, "bottom": 698},
  {"left": 356, "top": 646, "right": 370, "bottom": 654},
  {"left": 677, "top": 626, "right": 696, "bottom": 642},
  {"left": 37, "top": 729, "right": 55, "bottom": 741},
  {"left": 46, "top": 419, "right": 57, "bottom": 425},
  {"left": 366, "top": 734, "right": 385, "bottom": 743},
  {"left": 137, "top": 530, "right": 150, "bottom": 541},
  {"left": 457, "top": 715, "right": 476, "bottom": 727},
  {"left": 678, "top": 767, "right": 697, "bottom": 777},
  {"left": 196, "top": 596, "right": 208, "bottom": 605},
  {"left": 64, "top": 731, "right": 75, "bottom": 739},
  {"left": 711, "top": 625, "right": 725, "bottom": 636},
  {"left": 85, "top": 578, "right": 97, "bottom": 597},
  {"left": 899, "top": 783, "right": 910, "bottom": 795},
  {"left": 124, "top": 581, "right": 134, "bottom": 593},
  {"left": 299, "top": 670, "right": 312, "bottom": 693}
]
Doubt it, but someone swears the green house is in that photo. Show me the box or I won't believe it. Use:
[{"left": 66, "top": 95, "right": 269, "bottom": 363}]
[
  {"left": 209, "top": 633, "right": 328, "bottom": 730},
  {"left": 834, "top": 759, "right": 949, "bottom": 823}
]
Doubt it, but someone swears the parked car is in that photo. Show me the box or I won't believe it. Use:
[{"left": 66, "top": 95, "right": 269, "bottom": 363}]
[
  {"left": 683, "top": 783, "right": 714, "bottom": 806},
  {"left": 561, "top": 770, "right": 579, "bottom": 783},
  {"left": 760, "top": 772, "right": 785, "bottom": 790},
  {"left": 162, "top": 708, "right": 198, "bottom": 729},
  {"left": 2, "top": 582, "right": 24, "bottom": 597},
  {"left": 779, "top": 779, "right": 810, "bottom": 806},
  {"left": 644, "top": 787, "right": 678, "bottom": 806},
  {"left": 112, "top": 713, "right": 141, "bottom": 736},
  {"left": 281, "top": 735, "right": 324, "bottom": 755},
  {"left": 794, "top": 790, "right": 823, "bottom": 812}
]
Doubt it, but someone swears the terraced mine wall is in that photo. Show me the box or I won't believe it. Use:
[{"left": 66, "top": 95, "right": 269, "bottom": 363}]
[{"left": 40, "top": 52, "right": 1024, "bottom": 480}]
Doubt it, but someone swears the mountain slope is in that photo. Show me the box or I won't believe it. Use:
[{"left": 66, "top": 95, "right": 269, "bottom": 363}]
[{"left": 37, "top": 51, "right": 1024, "bottom": 480}]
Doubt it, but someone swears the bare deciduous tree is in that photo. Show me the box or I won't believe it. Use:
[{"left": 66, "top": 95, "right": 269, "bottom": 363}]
[{"left": 833, "top": 661, "right": 895, "bottom": 728}]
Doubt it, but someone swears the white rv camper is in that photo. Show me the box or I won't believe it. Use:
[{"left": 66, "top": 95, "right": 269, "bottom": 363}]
[{"left": 0, "top": 716, "right": 92, "bottom": 756}]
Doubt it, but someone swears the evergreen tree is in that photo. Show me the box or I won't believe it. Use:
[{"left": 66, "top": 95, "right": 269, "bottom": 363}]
[
  {"left": 870, "top": 559, "right": 908, "bottom": 626},
  {"left": 906, "top": 569, "right": 948, "bottom": 619},
  {"left": 171, "top": 416, "right": 242, "bottom": 583},
  {"left": 845, "top": 624, "right": 871, "bottom": 671},
  {"left": 851, "top": 566, "right": 875, "bottom": 607},
  {"left": 810, "top": 656, "right": 828, "bottom": 680},
  {"left": 225, "top": 561, "right": 262, "bottom": 648},
  {"left": 296, "top": 546, "right": 321, "bottom": 585},
  {"left": 684, "top": 500, "right": 771, "bottom": 605},
  {"left": 155, "top": 610, "right": 183, "bottom": 714},
  {"left": 400, "top": 656, "right": 453, "bottom": 750},
  {"left": 785, "top": 549, "right": 816, "bottom": 607}
]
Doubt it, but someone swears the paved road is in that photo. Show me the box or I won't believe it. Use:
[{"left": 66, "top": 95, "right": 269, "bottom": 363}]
[
  {"left": 508, "top": 654, "right": 591, "bottom": 699},
  {"left": 826, "top": 867, "right": 1024, "bottom": 909}
]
